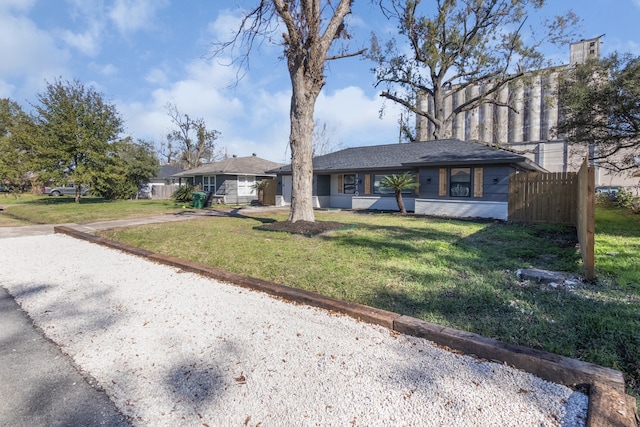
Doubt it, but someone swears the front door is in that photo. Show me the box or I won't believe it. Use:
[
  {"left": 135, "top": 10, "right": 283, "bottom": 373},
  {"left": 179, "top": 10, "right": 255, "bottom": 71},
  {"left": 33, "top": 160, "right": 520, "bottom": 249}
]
[{"left": 282, "top": 175, "right": 292, "bottom": 205}]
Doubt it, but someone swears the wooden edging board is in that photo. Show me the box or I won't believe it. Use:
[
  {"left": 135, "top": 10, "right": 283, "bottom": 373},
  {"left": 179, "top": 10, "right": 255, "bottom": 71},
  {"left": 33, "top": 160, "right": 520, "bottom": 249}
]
[{"left": 53, "top": 225, "right": 639, "bottom": 427}]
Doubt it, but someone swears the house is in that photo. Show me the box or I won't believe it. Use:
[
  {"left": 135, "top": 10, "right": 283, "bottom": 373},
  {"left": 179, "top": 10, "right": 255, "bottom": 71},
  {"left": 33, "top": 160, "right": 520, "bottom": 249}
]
[
  {"left": 172, "top": 154, "right": 285, "bottom": 205},
  {"left": 151, "top": 164, "right": 184, "bottom": 186},
  {"left": 140, "top": 164, "right": 184, "bottom": 199},
  {"left": 269, "top": 139, "right": 545, "bottom": 220}
]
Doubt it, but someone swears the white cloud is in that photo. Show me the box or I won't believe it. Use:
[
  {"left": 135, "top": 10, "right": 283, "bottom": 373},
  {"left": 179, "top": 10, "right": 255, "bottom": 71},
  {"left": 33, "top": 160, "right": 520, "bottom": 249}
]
[
  {"left": 316, "top": 86, "right": 404, "bottom": 147},
  {"left": 108, "top": 0, "right": 170, "bottom": 35},
  {"left": 0, "top": 0, "right": 36, "bottom": 12},
  {"left": 145, "top": 68, "right": 169, "bottom": 86},
  {"left": 601, "top": 37, "right": 640, "bottom": 56},
  {"left": 120, "top": 51, "right": 400, "bottom": 164},
  {"left": 206, "top": 9, "right": 243, "bottom": 42},
  {"left": 0, "top": 11, "right": 70, "bottom": 100},
  {"left": 89, "top": 62, "right": 118, "bottom": 77},
  {"left": 59, "top": 22, "right": 103, "bottom": 56}
]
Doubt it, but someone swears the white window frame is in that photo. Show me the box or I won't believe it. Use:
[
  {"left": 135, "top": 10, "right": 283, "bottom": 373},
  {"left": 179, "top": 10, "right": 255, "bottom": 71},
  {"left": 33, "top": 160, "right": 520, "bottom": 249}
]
[
  {"left": 237, "top": 175, "right": 256, "bottom": 196},
  {"left": 203, "top": 176, "right": 216, "bottom": 193}
]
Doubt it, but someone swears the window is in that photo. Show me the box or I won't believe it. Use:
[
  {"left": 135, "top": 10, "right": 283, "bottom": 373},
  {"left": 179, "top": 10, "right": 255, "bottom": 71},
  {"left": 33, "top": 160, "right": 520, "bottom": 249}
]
[
  {"left": 450, "top": 168, "right": 471, "bottom": 197},
  {"left": 439, "top": 167, "right": 484, "bottom": 198},
  {"left": 202, "top": 176, "right": 216, "bottom": 193},
  {"left": 343, "top": 174, "right": 356, "bottom": 194},
  {"left": 237, "top": 175, "right": 255, "bottom": 196},
  {"left": 373, "top": 174, "right": 413, "bottom": 194},
  {"left": 373, "top": 175, "right": 394, "bottom": 194}
]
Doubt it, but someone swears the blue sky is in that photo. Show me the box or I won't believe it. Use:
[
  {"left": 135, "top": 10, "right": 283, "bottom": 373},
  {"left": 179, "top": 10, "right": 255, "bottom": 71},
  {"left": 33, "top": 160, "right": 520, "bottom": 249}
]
[{"left": 1, "top": 0, "right": 639, "bottom": 163}]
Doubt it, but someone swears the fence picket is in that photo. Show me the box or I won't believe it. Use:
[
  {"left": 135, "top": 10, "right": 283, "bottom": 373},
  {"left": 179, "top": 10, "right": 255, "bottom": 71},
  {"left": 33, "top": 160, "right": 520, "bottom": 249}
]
[{"left": 508, "top": 157, "right": 594, "bottom": 279}]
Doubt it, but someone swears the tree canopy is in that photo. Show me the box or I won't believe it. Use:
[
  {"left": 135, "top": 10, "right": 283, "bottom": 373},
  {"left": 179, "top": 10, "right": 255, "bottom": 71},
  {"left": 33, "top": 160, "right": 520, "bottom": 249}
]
[
  {"left": 91, "top": 138, "right": 159, "bottom": 200},
  {"left": 370, "top": 0, "right": 580, "bottom": 140},
  {"left": 556, "top": 53, "right": 640, "bottom": 173},
  {"left": 34, "top": 79, "right": 124, "bottom": 202},
  {"left": 0, "top": 98, "right": 38, "bottom": 191}
]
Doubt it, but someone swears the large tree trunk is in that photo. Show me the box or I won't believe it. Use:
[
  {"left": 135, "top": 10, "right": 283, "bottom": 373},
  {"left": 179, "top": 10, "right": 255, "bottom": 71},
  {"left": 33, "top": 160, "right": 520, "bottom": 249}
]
[
  {"left": 287, "top": 68, "right": 319, "bottom": 223},
  {"left": 272, "top": 0, "right": 356, "bottom": 223}
]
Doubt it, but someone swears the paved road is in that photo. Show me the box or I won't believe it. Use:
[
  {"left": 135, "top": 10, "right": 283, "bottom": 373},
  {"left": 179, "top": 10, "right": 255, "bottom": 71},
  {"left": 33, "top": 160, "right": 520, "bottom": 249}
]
[{"left": 0, "top": 286, "right": 131, "bottom": 427}]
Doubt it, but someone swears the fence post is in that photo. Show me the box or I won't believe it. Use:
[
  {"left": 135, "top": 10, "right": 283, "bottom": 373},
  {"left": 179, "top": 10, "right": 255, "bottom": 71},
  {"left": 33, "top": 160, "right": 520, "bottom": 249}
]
[{"left": 577, "top": 156, "right": 595, "bottom": 280}]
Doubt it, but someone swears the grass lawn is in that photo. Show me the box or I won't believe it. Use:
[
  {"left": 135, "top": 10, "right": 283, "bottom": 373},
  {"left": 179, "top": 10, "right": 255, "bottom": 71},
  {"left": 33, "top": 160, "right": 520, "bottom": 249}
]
[
  {"left": 0, "top": 196, "right": 183, "bottom": 225},
  {"left": 97, "top": 206, "right": 640, "bottom": 401}
]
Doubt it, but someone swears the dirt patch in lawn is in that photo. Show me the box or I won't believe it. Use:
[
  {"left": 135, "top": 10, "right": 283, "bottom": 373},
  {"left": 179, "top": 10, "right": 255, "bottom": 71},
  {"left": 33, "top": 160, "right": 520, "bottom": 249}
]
[
  {"left": 255, "top": 220, "right": 352, "bottom": 236},
  {"left": 534, "top": 229, "right": 579, "bottom": 248}
]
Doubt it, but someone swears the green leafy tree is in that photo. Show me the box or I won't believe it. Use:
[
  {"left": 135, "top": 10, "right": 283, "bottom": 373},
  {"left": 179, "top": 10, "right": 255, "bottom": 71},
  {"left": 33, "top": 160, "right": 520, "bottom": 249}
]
[
  {"left": 556, "top": 53, "right": 640, "bottom": 173},
  {"left": 33, "top": 79, "right": 123, "bottom": 203},
  {"left": 216, "top": 0, "right": 365, "bottom": 223},
  {"left": 371, "top": 0, "right": 580, "bottom": 140},
  {"left": 91, "top": 138, "right": 159, "bottom": 200},
  {"left": 0, "top": 98, "right": 39, "bottom": 193},
  {"left": 379, "top": 172, "right": 418, "bottom": 215}
]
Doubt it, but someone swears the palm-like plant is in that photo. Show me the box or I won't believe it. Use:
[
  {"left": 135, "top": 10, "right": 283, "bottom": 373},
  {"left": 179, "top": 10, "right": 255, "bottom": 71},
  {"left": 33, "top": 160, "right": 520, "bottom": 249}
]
[
  {"left": 379, "top": 172, "right": 417, "bottom": 215},
  {"left": 252, "top": 180, "right": 270, "bottom": 205}
]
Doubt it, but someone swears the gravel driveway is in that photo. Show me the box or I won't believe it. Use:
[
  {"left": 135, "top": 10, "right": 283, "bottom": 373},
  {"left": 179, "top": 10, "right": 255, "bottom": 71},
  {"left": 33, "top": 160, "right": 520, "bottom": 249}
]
[{"left": 1, "top": 233, "right": 588, "bottom": 426}]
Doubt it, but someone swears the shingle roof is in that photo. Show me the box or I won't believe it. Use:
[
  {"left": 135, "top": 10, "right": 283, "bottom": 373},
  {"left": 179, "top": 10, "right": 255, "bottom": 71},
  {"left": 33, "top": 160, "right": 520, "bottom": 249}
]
[
  {"left": 270, "top": 139, "right": 544, "bottom": 173},
  {"left": 156, "top": 164, "right": 183, "bottom": 179},
  {"left": 173, "top": 155, "right": 285, "bottom": 178}
]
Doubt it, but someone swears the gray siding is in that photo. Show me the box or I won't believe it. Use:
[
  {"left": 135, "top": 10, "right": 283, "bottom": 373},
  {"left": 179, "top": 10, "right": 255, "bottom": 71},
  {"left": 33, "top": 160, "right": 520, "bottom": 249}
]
[
  {"left": 482, "top": 166, "right": 513, "bottom": 202},
  {"left": 419, "top": 169, "right": 440, "bottom": 197},
  {"left": 315, "top": 175, "right": 331, "bottom": 196},
  {"left": 418, "top": 165, "right": 514, "bottom": 203},
  {"left": 215, "top": 175, "right": 234, "bottom": 195}
]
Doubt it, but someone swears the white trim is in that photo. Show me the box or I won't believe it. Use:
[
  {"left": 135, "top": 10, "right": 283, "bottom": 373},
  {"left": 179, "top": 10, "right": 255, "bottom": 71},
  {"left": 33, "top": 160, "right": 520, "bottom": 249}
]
[
  {"left": 202, "top": 176, "right": 216, "bottom": 193},
  {"left": 415, "top": 199, "right": 507, "bottom": 220},
  {"left": 352, "top": 196, "right": 415, "bottom": 212},
  {"left": 237, "top": 175, "right": 256, "bottom": 196}
]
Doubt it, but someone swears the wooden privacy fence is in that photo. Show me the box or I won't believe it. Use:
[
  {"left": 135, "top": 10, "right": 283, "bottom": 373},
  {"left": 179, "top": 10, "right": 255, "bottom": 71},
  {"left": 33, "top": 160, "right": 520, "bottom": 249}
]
[
  {"left": 262, "top": 178, "right": 277, "bottom": 206},
  {"left": 150, "top": 185, "right": 176, "bottom": 200},
  {"left": 508, "top": 156, "right": 595, "bottom": 280},
  {"left": 508, "top": 172, "right": 578, "bottom": 225}
]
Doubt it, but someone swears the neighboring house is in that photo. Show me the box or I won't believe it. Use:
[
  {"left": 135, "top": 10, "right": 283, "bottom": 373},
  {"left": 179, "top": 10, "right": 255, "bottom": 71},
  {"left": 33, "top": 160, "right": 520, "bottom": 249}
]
[
  {"left": 269, "top": 139, "right": 545, "bottom": 220},
  {"left": 172, "top": 154, "right": 284, "bottom": 205},
  {"left": 138, "top": 164, "right": 184, "bottom": 199},
  {"left": 151, "top": 164, "right": 184, "bottom": 186}
]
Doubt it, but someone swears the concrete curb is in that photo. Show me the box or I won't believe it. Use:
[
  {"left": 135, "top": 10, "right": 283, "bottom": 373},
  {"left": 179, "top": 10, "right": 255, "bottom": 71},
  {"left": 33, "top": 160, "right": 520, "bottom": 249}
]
[{"left": 53, "top": 225, "right": 639, "bottom": 427}]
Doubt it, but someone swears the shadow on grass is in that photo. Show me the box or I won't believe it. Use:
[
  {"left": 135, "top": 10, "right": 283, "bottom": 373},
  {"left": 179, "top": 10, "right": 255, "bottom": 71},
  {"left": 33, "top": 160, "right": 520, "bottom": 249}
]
[
  {"left": 229, "top": 208, "right": 277, "bottom": 224},
  {"left": 330, "top": 218, "right": 637, "bottom": 399},
  {"left": 21, "top": 196, "right": 114, "bottom": 205},
  {"left": 363, "top": 271, "right": 640, "bottom": 398}
]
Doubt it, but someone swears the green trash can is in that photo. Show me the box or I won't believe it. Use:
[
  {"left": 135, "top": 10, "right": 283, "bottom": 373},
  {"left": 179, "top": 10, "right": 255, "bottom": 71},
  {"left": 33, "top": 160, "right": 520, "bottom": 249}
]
[{"left": 192, "top": 192, "right": 206, "bottom": 209}]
